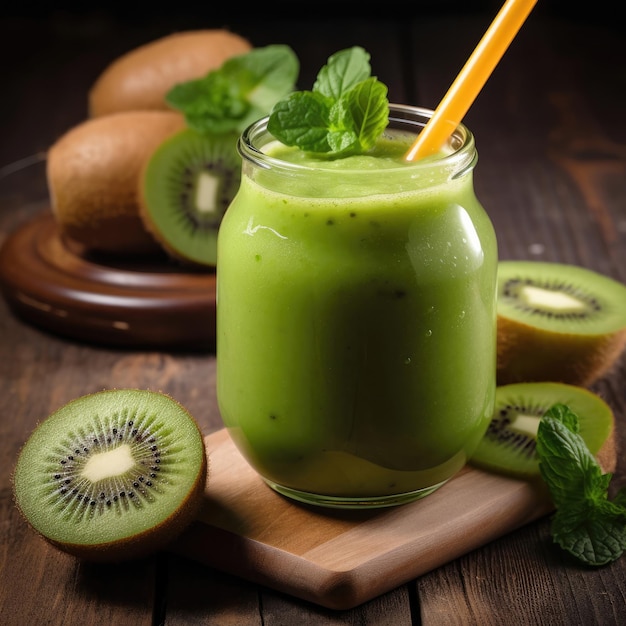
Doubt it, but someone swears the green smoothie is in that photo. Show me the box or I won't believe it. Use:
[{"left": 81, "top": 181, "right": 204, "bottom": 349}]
[{"left": 216, "top": 106, "right": 498, "bottom": 507}]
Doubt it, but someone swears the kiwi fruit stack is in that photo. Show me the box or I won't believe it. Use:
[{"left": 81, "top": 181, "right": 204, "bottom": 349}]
[
  {"left": 45, "top": 29, "right": 252, "bottom": 265},
  {"left": 497, "top": 261, "right": 626, "bottom": 386},
  {"left": 12, "top": 389, "right": 207, "bottom": 562},
  {"left": 470, "top": 381, "right": 615, "bottom": 478}
]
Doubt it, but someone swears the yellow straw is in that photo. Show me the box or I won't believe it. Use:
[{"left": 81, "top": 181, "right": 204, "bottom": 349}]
[{"left": 404, "top": 0, "right": 538, "bottom": 161}]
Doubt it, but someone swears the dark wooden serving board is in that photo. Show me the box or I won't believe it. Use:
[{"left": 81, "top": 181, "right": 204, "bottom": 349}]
[
  {"left": 172, "top": 428, "right": 563, "bottom": 610},
  {"left": 0, "top": 211, "right": 216, "bottom": 349}
]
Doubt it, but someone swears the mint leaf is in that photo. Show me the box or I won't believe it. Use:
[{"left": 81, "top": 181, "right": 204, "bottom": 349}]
[
  {"left": 540, "top": 402, "right": 580, "bottom": 434},
  {"left": 339, "top": 77, "right": 389, "bottom": 152},
  {"left": 551, "top": 499, "right": 626, "bottom": 566},
  {"left": 267, "top": 91, "right": 333, "bottom": 153},
  {"left": 536, "top": 404, "right": 626, "bottom": 566},
  {"left": 166, "top": 45, "right": 299, "bottom": 135},
  {"left": 268, "top": 46, "right": 389, "bottom": 157},
  {"left": 313, "top": 46, "right": 372, "bottom": 100},
  {"left": 536, "top": 405, "right": 598, "bottom": 509},
  {"left": 166, "top": 72, "right": 249, "bottom": 134}
]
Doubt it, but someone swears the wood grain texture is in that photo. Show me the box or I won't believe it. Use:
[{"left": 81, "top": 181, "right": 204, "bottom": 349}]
[{"left": 1, "top": 8, "right": 625, "bottom": 626}]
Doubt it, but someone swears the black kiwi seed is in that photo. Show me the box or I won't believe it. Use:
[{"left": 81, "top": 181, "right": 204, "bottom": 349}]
[{"left": 484, "top": 404, "right": 539, "bottom": 459}]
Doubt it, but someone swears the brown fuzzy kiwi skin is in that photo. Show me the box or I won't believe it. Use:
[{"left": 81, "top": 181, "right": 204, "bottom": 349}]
[
  {"left": 12, "top": 390, "right": 209, "bottom": 563},
  {"left": 596, "top": 421, "right": 617, "bottom": 475},
  {"left": 497, "top": 316, "right": 626, "bottom": 387},
  {"left": 46, "top": 110, "right": 187, "bottom": 255},
  {"left": 88, "top": 30, "right": 252, "bottom": 117}
]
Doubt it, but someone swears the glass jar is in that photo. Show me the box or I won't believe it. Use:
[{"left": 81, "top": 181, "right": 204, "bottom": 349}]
[{"left": 216, "top": 104, "right": 498, "bottom": 508}]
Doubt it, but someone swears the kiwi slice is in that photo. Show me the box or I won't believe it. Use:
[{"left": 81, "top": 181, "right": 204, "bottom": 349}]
[
  {"left": 497, "top": 260, "right": 626, "bottom": 386},
  {"left": 470, "top": 382, "right": 614, "bottom": 478},
  {"left": 12, "top": 389, "right": 207, "bottom": 562},
  {"left": 138, "top": 127, "right": 241, "bottom": 267}
]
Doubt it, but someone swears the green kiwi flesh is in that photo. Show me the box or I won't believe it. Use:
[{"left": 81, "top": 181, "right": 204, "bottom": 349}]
[
  {"left": 497, "top": 261, "right": 626, "bottom": 385},
  {"left": 12, "top": 389, "right": 207, "bottom": 562},
  {"left": 138, "top": 127, "right": 241, "bottom": 267},
  {"left": 469, "top": 382, "right": 613, "bottom": 478}
]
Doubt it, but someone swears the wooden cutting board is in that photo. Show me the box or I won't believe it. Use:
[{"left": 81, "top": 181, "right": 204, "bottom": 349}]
[{"left": 171, "top": 428, "right": 559, "bottom": 610}]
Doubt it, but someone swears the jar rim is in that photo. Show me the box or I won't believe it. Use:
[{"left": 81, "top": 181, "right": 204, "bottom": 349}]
[{"left": 238, "top": 103, "right": 477, "bottom": 177}]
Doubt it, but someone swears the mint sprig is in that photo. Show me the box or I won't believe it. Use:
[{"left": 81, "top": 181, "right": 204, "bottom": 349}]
[
  {"left": 166, "top": 45, "right": 299, "bottom": 135},
  {"left": 268, "top": 46, "right": 389, "bottom": 157},
  {"left": 536, "top": 403, "right": 626, "bottom": 566}
]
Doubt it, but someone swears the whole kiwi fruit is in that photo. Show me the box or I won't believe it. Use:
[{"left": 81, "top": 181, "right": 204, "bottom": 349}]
[
  {"left": 496, "top": 260, "right": 626, "bottom": 386},
  {"left": 12, "top": 389, "right": 208, "bottom": 562},
  {"left": 88, "top": 29, "right": 252, "bottom": 117},
  {"left": 47, "top": 110, "right": 187, "bottom": 255}
]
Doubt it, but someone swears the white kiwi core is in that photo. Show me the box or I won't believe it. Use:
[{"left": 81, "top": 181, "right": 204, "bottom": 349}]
[
  {"left": 82, "top": 444, "right": 135, "bottom": 482},
  {"left": 521, "top": 285, "right": 585, "bottom": 311},
  {"left": 509, "top": 414, "right": 540, "bottom": 438},
  {"left": 196, "top": 173, "right": 220, "bottom": 214}
]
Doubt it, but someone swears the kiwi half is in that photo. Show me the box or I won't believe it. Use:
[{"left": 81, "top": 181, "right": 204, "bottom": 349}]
[
  {"left": 497, "top": 261, "right": 626, "bottom": 386},
  {"left": 469, "top": 382, "right": 614, "bottom": 478},
  {"left": 12, "top": 389, "right": 207, "bottom": 562},
  {"left": 138, "top": 128, "right": 241, "bottom": 267}
]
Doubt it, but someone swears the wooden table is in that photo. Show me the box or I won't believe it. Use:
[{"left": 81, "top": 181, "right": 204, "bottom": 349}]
[{"left": 1, "top": 4, "right": 625, "bottom": 624}]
